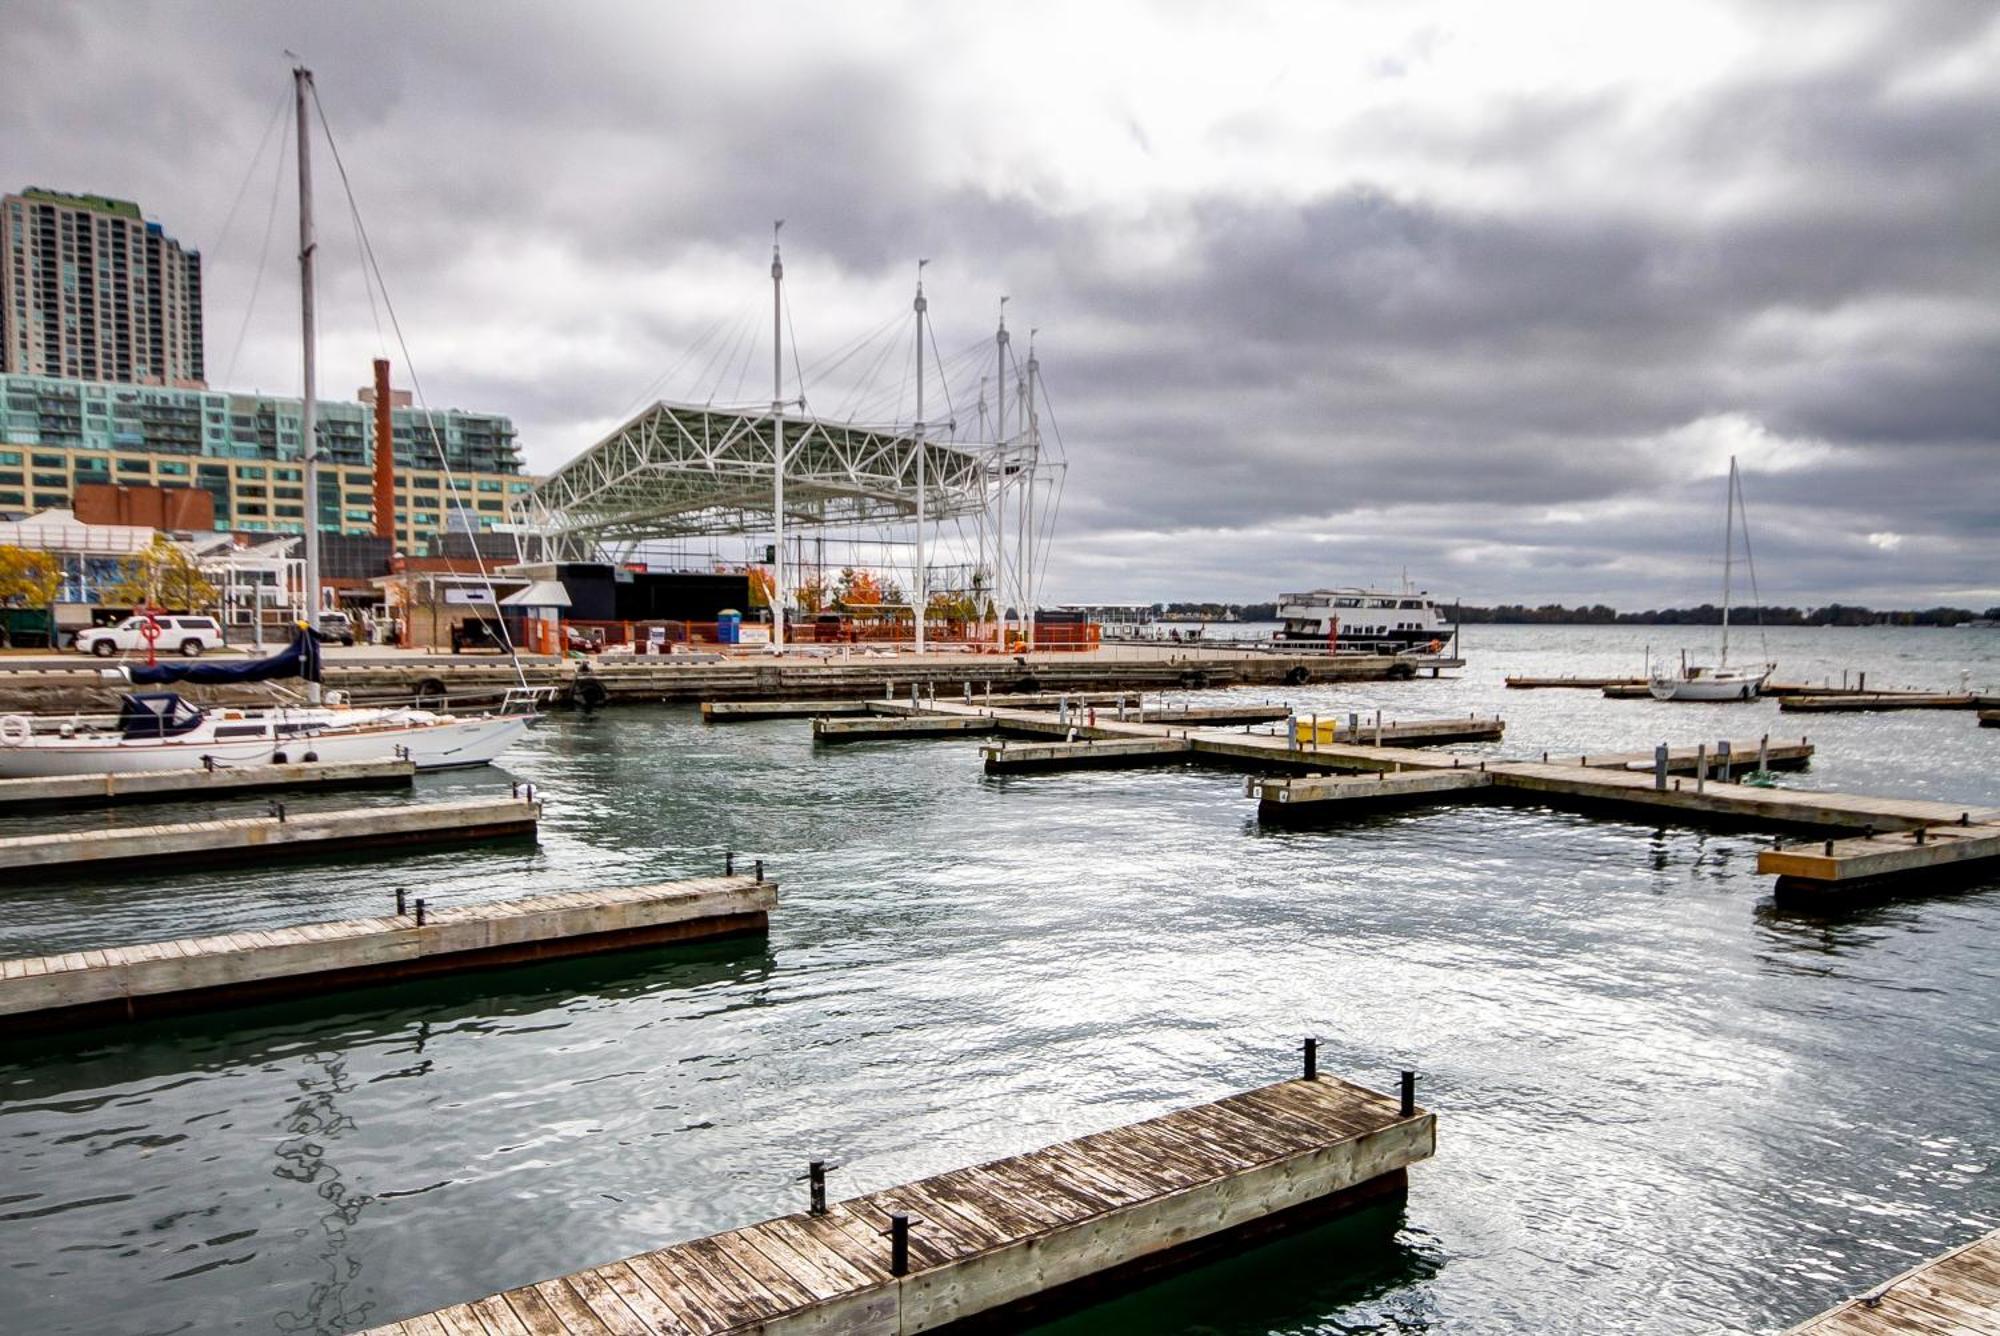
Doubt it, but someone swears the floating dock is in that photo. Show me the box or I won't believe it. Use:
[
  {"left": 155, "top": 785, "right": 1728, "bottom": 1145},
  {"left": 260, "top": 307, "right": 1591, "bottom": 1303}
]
[
  {"left": 817, "top": 698, "right": 2000, "bottom": 894},
  {"left": 0, "top": 758, "right": 414, "bottom": 812},
  {"left": 1254, "top": 769, "right": 1493, "bottom": 818},
  {"left": 1778, "top": 693, "right": 1991, "bottom": 713},
  {"left": 363, "top": 1065, "right": 1434, "bottom": 1336},
  {"left": 1293, "top": 714, "right": 1506, "bottom": 747},
  {"left": 1543, "top": 737, "right": 1812, "bottom": 774},
  {"left": 1507, "top": 675, "right": 1644, "bottom": 690},
  {"left": 1758, "top": 821, "right": 2000, "bottom": 900},
  {"left": 983, "top": 736, "right": 1192, "bottom": 774},
  {"left": 0, "top": 874, "right": 772, "bottom": 1031},
  {"left": 814, "top": 714, "right": 999, "bottom": 743},
  {"left": 0, "top": 795, "right": 540, "bottom": 875},
  {"left": 1984, "top": 710, "right": 1999, "bottom": 730},
  {"left": 1785, "top": 1225, "right": 2000, "bottom": 1333}
]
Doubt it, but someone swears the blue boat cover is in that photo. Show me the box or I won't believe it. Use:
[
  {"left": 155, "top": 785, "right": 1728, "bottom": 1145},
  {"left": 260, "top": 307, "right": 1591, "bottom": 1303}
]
[
  {"left": 127, "top": 627, "right": 323, "bottom": 686},
  {"left": 117, "top": 693, "right": 207, "bottom": 738}
]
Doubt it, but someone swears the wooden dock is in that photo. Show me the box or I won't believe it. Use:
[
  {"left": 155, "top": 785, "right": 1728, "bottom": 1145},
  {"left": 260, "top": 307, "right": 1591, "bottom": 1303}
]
[
  {"left": 1134, "top": 703, "right": 1292, "bottom": 726},
  {"left": 813, "top": 715, "right": 998, "bottom": 743},
  {"left": 363, "top": 1066, "right": 1434, "bottom": 1336},
  {"left": 1254, "top": 769, "right": 1492, "bottom": 818},
  {"left": 1785, "top": 1225, "right": 2000, "bottom": 1333},
  {"left": 0, "top": 874, "right": 772, "bottom": 1031},
  {"left": 0, "top": 795, "right": 540, "bottom": 875},
  {"left": 1779, "top": 693, "right": 1991, "bottom": 713},
  {"left": 815, "top": 697, "right": 2000, "bottom": 892},
  {"left": 704, "top": 691, "right": 1137, "bottom": 723},
  {"left": 983, "top": 736, "right": 1192, "bottom": 774},
  {"left": 1548, "top": 737, "right": 1813, "bottom": 774},
  {"left": 0, "top": 758, "right": 414, "bottom": 812},
  {"left": 1507, "top": 675, "right": 1643, "bottom": 690},
  {"left": 1759, "top": 821, "right": 2000, "bottom": 899},
  {"left": 1293, "top": 714, "right": 1505, "bottom": 747}
]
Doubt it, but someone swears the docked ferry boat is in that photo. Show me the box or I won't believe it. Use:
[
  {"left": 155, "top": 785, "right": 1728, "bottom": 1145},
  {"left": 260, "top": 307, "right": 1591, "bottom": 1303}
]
[{"left": 1274, "top": 588, "right": 1455, "bottom": 655}]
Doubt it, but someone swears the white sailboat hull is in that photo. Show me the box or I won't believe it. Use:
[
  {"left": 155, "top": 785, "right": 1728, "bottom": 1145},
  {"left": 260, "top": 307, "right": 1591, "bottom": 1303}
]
[
  {"left": 1647, "top": 669, "right": 1771, "bottom": 702},
  {"left": 0, "top": 713, "right": 532, "bottom": 779}
]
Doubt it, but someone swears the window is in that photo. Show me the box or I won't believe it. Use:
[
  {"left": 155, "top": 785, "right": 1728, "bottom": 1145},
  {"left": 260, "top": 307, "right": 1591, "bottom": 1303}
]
[
  {"left": 0, "top": 491, "right": 21, "bottom": 505},
  {"left": 32, "top": 472, "right": 66, "bottom": 488},
  {"left": 276, "top": 504, "right": 302, "bottom": 518},
  {"left": 118, "top": 457, "right": 149, "bottom": 473},
  {"left": 477, "top": 479, "right": 503, "bottom": 492},
  {"left": 31, "top": 452, "right": 62, "bottom": 468},
  {"left": 476, "top": 499, "right": 502, "bottom": 512},
  {"left": 235, "top": 465, "right": 266, "bottom": 479},
  {"left": 344, "top": 471, "right": 371, "bottom": 486},
  {"left": 0, "top": 471, "right": 20, "bottom": 485},
  {"left": 32, "top": 493, "right": 65, "bottom": 507}
]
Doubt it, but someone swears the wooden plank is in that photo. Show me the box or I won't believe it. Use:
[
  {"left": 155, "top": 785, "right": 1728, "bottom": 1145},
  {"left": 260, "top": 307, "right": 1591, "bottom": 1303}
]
[
  {"left": 464, "top": 1295, "right": 535, "bottom": 1336},
  {"left": 621, "top": 1250, "right": 730, "bottom": 1335},
  {"left": 384, "top": 1073, "right": 1433, "bottom": 1334},
  {"left": 0, "top": 875, "right": 774, "bottom": 1029},
  {"left": 1786, "top": 1227, "right": 2000, "bottom": 1333}
]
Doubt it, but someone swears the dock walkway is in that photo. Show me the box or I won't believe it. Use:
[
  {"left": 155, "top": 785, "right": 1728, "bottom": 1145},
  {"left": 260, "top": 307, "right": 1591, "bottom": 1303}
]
[
  {"left": 1786, "top": 1225, "right": 2000, "bottom": 1333},
  {"left": 0, "top": 874, "right": 772, "bottom": 1030},
  {"left": 0, "top": 795, "right": 539, "bottom": 874},
  {"left": 0, "top": 758, "right": 414, "bottom": 812},
  {"left": 365, "top": 1069, "right": 1434, "bottom": 1336}
]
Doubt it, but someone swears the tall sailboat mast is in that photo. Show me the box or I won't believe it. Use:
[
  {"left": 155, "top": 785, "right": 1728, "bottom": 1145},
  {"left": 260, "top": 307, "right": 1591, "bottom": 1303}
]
[
  {"left": 293, "top": 64, "right": 323, "bottom": 704},
  {"left": 912, "top": 261, "right": 929, "bottom": 654},
  {"left": 1720, "top": 455, "right": 1736, "bottom": 668}
]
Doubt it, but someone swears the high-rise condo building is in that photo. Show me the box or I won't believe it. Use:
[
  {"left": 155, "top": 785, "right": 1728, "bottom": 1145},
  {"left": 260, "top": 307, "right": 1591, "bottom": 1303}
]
[{"left": 1, "top": 189, "right": 205, "bottom": 388}]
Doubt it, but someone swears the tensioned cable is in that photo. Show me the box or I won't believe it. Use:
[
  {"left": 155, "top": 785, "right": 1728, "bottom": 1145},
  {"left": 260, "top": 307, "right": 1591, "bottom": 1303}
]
[
  {"left": 205, "top": 87, "right": 291, "bottom": 292},
  {"left": 310, "top": 81, "right": 528, "bottom": 686},
  {"left": 224, "top": 111, "right": 292, "bottom": 387}
]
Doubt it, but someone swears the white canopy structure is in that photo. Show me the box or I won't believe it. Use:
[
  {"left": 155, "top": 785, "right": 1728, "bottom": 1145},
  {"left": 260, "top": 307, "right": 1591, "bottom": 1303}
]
[
  {"left": 513, "top": 402, "right": 991, "bottom": 553},
  {"left": 509, "top": 234, "right": 1064, "bottom": 650}
]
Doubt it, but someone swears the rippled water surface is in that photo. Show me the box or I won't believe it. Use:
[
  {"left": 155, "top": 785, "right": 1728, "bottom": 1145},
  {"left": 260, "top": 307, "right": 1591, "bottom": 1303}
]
[{"left": 1, "top": 625, "right": 1995, "bottom": 1334}]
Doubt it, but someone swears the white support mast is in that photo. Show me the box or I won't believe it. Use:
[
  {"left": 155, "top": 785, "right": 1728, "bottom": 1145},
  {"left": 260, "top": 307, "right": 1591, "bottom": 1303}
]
[
  {"left": 913, "top": 261, "right": 929, "bottom": 653},
  {"left": 294, "top": 64, "right": 323, "bottom": 703},
  {"left": 1024, "top": 331, "right": 1041, "bottom": 651},
  {"left": 771, "top": 222, "right": 786, "bottom": 651},
  {"left": 993, "top": 298, "right": 1010, "bottom": 650}
]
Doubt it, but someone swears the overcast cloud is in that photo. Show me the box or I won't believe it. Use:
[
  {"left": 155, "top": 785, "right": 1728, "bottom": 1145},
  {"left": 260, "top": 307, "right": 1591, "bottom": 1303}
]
[{"left": 5, "top": 0, "right": 1995, "bottom": 608}]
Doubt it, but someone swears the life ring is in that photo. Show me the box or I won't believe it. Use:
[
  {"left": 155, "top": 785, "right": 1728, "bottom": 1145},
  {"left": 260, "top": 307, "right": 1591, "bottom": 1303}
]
[
  {"left": 1428, "top": 639, "right": 1441, "bottom": 654},
  {"left": 0, "top": 715, "right": 29, "bottom": 746}
]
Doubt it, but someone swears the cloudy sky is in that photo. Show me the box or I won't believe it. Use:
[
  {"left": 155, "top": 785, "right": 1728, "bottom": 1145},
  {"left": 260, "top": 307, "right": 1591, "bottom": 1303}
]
[{"left": 8, "top": 1, "right": 1996, "bottom": 608}]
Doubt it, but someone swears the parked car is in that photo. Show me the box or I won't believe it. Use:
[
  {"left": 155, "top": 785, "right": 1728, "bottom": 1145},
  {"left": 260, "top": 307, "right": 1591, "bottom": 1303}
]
[
  {"left": 451, "top": 617, "right": 506, "bottom": 654},
  {"left": 316, "top": 610, "right": 357, "bottom": 646},
  {"left": 73, "top": 614, "right": 227, "bottom": 658}
]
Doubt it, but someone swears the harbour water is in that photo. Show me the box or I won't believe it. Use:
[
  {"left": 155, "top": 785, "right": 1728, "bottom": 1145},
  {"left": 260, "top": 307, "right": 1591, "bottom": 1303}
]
[{"left": 0, "top": 625, "right": 1995, "bottom": 1334}]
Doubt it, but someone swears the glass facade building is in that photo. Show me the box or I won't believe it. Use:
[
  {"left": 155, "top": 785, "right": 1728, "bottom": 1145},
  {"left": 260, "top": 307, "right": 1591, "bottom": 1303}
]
[{"left": 0, "top": 373, "right": 533, "bottom": 546}]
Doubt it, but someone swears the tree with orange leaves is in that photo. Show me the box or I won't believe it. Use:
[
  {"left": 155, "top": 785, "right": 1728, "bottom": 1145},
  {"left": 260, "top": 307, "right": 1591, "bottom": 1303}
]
[
  {"left": 746, "top": 566, "right": 775, "bottom": 608},
  {"left": 834, "top": 567, "right": 882, "bottom": 610}
]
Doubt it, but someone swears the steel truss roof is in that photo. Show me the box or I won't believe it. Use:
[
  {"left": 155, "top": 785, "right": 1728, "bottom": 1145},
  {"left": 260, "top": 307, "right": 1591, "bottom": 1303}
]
[{"left": 515, "top": 401, "right": 992, "bottom": 551}]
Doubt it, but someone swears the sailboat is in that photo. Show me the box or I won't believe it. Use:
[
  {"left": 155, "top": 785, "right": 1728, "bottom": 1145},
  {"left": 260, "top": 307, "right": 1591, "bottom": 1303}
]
[
  {"left": 1649, "top": 456, "right": 1775, "bottom": 702},
  {"left": 0, "top": 67, "right": 537, "bottom": 778}
]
